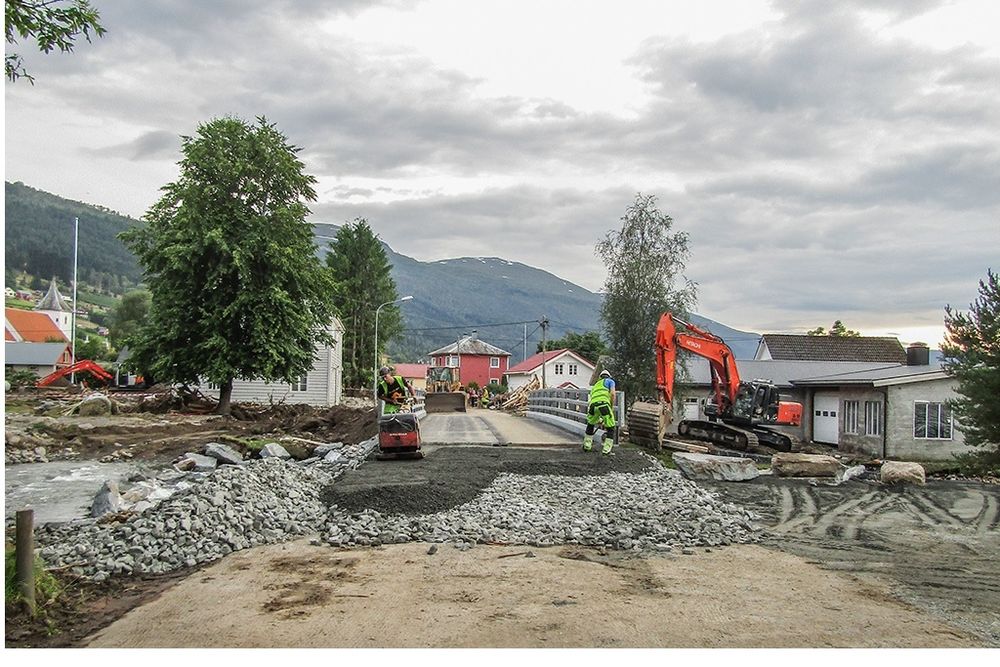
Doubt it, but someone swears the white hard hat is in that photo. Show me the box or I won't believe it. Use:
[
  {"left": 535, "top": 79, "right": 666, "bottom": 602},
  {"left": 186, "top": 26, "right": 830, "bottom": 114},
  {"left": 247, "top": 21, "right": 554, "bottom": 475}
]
[{"left": 600, "top": 369, "right": 611, "bottom": 378}]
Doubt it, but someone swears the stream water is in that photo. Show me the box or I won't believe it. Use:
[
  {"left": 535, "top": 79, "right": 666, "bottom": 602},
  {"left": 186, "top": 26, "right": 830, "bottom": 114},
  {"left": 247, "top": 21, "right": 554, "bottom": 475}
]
[{"left": 5, "top": 460, "right": 165, "bottom": 525}]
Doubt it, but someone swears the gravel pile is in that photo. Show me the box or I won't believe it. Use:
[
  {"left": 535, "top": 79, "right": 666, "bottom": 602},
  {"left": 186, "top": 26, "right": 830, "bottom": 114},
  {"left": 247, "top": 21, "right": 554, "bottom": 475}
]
[
  {"left": 321, "top": 468, "right": 761, "bottom": 551},
  {"left": 37, "top": 458, "right": 335, "bottom": 581},
  {"left": 34, "top": 442, "right": 761, "bottom": 581}
]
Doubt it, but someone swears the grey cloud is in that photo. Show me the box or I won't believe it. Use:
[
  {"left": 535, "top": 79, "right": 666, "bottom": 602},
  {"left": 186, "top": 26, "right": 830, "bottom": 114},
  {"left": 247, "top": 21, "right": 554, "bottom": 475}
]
[{"left": 88, "top": 130, "right": 181, "bottom": 161}]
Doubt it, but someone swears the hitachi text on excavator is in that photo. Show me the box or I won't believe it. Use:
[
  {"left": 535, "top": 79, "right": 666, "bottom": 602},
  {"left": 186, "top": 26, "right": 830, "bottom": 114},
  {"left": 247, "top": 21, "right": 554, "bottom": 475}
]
[{"left": 628, "top": 313, "right": 803, "bottom": 453}]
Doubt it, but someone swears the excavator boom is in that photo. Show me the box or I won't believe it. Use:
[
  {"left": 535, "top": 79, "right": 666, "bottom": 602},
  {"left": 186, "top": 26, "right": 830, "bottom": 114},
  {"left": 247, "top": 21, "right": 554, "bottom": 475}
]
[{"left": 36, "top": 360, "right": 112, "bottom": 387}]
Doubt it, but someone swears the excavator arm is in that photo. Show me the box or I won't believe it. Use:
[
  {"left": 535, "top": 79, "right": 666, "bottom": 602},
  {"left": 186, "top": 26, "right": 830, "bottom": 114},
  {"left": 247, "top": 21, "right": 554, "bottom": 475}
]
[
  {"left": 36, "top": 360, "right": 113, "bottom": 387},
  {"left": 654, "top": 312, "right": 742, "bottom": 413}
]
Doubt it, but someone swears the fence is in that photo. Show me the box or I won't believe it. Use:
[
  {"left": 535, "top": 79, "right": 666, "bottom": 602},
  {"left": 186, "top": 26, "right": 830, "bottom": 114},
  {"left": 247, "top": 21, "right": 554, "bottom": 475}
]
[{"left": 525, "top": 388, "right": 626, "bottom": 443}]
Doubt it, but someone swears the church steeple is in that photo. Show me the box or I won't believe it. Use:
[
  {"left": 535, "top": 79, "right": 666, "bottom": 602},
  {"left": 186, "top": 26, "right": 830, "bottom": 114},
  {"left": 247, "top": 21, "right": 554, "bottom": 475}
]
[{"left": 35, "top": 277, "right": 73, "bottom": 339}]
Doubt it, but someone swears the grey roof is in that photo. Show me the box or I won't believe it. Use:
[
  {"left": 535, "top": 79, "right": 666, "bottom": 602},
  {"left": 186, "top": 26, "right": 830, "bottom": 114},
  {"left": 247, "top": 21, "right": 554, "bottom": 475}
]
[
  {"left": 759, "top": 334, "right": 906, "bottom": 363},
  {"left": 682, "top": 359, "right": 902, "bottom": 388},
  {"left": 428, "top": 335, "right": 511, "bottom": 357},
  {"left": 791, "top": 362, "right": 948, "bottom": 387},
  {"left": 35, "top": 278, "right": 71, "bottom": 312},
  {"left": 5, "top": 341, "right": 69, "bottom": 365}
]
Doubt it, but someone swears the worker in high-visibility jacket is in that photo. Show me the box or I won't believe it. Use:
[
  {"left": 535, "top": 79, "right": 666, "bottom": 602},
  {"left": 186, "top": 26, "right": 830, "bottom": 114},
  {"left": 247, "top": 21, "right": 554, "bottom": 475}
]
[
  {"left": 480, "top": 387, "right": 490, "bottom": 408},
  {"left": 377, "top": 366, "right": 413, "bottom": 415},
  {"left": 583, "top": 369, "right": 617, "bottom": 455}
]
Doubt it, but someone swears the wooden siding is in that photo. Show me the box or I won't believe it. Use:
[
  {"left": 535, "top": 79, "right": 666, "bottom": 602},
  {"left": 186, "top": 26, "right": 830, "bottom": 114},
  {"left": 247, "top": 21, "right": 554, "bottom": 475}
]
[{"left": 198, "top": 320, "right": 344, "bottom": 407}]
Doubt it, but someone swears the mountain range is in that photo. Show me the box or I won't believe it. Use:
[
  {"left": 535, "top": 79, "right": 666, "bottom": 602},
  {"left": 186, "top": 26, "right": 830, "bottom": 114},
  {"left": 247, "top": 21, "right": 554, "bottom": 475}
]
[{"left": 4, "top": 182, "right": 762, "bottom": 361}]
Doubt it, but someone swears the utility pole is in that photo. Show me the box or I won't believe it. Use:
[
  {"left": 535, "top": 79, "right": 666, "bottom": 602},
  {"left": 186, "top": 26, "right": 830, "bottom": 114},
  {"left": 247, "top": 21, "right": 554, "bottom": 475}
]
[
  {"left": 70, "top": 217, "right": 79, "bottom": 384},
  {"left": 540, "top": 316, "right": 549, "bottom": 388},
  {"left": 523, "top": 323, "right": 527, "bottom": 363}
]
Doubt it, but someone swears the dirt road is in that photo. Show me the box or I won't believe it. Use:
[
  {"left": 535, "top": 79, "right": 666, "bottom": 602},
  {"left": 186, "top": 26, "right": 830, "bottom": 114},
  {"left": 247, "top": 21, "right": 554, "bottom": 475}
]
[{"left": 85, "top": 540, "right": 977, "bottom": 648}]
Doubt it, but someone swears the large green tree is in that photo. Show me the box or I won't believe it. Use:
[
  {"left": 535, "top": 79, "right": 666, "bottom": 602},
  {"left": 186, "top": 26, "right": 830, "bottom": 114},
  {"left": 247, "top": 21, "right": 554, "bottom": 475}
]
[
  {"left": 108, "top": 288, "right": 150, "bottom": 351},
  {"left": 941, "top": 269, "right": 1000, "bottom": 452},
  {"left": 5, "top": 0, "right": 106, "bottom": 83},
  {"left": 537, "top": 330, "right": 608, "bottom": 365},
  {"left": 596, "top": 193, "right": 696, "bottom": 398},
  {"left": 120, "top": 116, "right": 338, "bottom": 415},
  {"left": 325, "top": 219, "right": 403, "bottom": 389}
]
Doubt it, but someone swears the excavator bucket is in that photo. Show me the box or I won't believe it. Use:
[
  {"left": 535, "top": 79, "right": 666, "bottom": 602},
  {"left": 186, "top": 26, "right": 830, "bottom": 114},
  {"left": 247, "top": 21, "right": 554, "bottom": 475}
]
[
  {"left": 424, "top": 391, "right": 468, "bottom": 413},
  {"left": 626, "top": 401, "right": 670, "bottom": 450}
]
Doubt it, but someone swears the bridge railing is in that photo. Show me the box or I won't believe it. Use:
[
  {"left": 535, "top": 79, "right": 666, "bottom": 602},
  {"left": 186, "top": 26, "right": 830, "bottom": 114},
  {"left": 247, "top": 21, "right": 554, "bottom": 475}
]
[{"left": 524, "top": 388, "right": 626, "bottom": 444}]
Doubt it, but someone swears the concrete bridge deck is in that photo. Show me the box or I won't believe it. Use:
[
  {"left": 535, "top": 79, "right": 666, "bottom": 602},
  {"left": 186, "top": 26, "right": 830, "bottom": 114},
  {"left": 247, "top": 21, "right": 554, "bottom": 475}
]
[{"left": 419, "top": 409, "right": 576, "bottom": 449}]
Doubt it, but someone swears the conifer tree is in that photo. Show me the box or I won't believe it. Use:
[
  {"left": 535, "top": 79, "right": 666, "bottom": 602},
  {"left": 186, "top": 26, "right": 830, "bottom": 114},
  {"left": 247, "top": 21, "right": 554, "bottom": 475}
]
[{"left": 942, "top": 269, "right": 1000, "bottom": 452}]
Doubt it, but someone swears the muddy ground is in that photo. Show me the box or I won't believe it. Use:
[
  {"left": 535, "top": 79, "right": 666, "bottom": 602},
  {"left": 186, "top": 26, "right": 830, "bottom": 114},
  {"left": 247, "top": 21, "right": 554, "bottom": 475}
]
[
  {"left": 701, "top": 476, "right": 1000, "bottom": 645},
  {"left": 3, "top": 389, "right": 378, "bottom": 464}
]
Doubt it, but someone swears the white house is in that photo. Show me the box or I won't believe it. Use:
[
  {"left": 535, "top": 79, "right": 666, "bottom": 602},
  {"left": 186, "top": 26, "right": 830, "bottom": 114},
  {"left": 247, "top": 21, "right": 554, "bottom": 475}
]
[
  {"left": 198, "top": 317, "right": 345, "bottom": 407},
  {"left": 504, "top": 348, "right": 596, "bottom": 391}
]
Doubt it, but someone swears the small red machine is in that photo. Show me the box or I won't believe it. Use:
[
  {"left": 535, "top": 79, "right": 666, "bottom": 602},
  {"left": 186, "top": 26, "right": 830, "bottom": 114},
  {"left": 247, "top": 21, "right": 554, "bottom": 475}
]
[{"left": 376, "top": 409, "right": 424, "bottom": 460}]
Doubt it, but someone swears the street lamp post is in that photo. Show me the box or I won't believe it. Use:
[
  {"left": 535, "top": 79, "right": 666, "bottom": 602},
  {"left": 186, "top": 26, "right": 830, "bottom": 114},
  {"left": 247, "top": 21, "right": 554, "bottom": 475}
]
[{"left": 373, "top": 295, "right": 413, "bottom": 415}]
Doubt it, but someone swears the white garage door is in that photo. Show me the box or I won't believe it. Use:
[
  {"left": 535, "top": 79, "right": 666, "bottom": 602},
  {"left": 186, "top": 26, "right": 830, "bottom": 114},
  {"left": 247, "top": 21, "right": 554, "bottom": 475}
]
[{"left": 813, "top": 392, "right": 840, "bottom": 444}]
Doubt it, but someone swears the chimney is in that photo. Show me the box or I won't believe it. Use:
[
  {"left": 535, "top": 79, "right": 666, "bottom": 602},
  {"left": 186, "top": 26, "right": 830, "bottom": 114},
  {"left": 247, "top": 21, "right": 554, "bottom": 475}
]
[{"left": 906, "top": 342, "right": 930, "bottom": 366}]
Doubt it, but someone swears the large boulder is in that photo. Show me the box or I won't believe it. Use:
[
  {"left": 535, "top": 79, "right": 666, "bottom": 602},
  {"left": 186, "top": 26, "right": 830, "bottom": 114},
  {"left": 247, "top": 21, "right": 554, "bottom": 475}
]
[
  {"left": 91, "top": 480, "right": 122, "bottom": 517},
  {"left": 279, "top": 440, "right": 311, "bottom": 460},
  {"left": 77, "top": 394, "right": 113, "bottom": 417},
  {"left": 672, "top": 452, "right": 760, "bottom": 482},
  {"left": 771, "top": 453, "right": 844, "bottom": 478},
  {"left": 259, "top": 442, "right": 291, "bottom": 459},
  {"left": 203, "top": 442, "right": 245, "bottom": 466},
  {"left": 178, "top": 452, "right": 218, "bottom": 472},
  {"left": 314, "top": 442, "right": 345, "bottom": 458},
  {"left": 880, "top": 461, "right": 926, "bottom": 486}
]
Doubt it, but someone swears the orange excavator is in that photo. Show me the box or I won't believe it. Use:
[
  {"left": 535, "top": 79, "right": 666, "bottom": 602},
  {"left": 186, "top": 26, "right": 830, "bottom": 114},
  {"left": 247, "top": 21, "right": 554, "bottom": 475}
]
[
  {"left": 628, "top": 313, "right": 802, "bottom": 452},
  {"left": 36, "top": 360, "right": 113, "bottom": 388}
]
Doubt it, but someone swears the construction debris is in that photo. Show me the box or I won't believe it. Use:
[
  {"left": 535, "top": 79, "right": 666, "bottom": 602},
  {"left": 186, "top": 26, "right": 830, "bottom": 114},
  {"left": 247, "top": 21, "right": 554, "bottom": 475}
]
[{"left": 501, "top": 376, "right": 540, "bottom": 413}]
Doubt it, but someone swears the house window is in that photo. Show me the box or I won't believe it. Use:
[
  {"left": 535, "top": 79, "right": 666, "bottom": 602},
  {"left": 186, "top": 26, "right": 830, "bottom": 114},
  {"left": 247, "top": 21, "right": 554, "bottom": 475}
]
[
  {"left": 291, "top": 375, "right": 308, "bottom": 392},
  {"left": 914, "top": 401, "right": 952, "bottom": 439},
  {"left": 569, "top": 364, "right": 578, "bottom": 375},
  {"left": 554, "top": 363, "right": 564, "bottom": 374},
  {"left": 490, "top": 356, "right": 500, "bottom": 368},
  {"left": 490, "top": 378, "right": 499, "bottom": 386},
  {"left": 865, "top": 401, "right": 883, "bottom": 436},
  {"left": 448, "top": 355, "right": 459, "bottom": 368},
  {"left": 843, "top": 401, "right": 859, "bottom": 435}
]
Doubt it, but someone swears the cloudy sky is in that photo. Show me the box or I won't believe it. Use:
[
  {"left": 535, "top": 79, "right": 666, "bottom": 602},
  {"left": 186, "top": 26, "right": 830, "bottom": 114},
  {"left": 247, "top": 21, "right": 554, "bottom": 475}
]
[{"left": 6, "top": 0, "right": 999, "bottom": 345}]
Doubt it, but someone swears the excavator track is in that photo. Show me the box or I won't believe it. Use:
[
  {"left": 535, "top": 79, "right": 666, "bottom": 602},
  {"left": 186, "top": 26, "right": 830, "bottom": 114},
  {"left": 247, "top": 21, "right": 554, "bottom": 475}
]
[{"left": 677, "top": 420, "right": 759, "bottom": 451}]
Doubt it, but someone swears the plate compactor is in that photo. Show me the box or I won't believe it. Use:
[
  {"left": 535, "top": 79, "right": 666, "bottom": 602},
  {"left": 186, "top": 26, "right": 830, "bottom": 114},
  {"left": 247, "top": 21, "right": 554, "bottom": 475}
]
[{"left": 376, "top": 410, "right": 424, "bottom": 460}]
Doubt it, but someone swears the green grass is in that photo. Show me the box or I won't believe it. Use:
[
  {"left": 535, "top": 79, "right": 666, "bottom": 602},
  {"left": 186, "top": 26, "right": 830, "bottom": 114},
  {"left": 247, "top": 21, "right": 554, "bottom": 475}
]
[
  {"left": 5, "top": 543, "right": 63, "bottom": 617},
  {"left": 5, "top": 298, "right": 34, "bottom": 309},
  {"left": 216, "top": 435, "right": 273, "bottom": 452},
  {"left": 76, "top": 290, "right": 118, "bottom": 309}
]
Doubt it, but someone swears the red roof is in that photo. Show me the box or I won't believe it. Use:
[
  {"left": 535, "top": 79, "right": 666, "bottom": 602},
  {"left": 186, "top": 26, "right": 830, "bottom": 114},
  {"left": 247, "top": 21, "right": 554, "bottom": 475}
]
[
  {"left": 392, "top": 363, "right": 430, "bottom": 379},
  {"left": 4, "top": 308, "right": 68, "bottom": 343},
  {"left": 507, "top": 348, "right": 595, "bottom": 374}
]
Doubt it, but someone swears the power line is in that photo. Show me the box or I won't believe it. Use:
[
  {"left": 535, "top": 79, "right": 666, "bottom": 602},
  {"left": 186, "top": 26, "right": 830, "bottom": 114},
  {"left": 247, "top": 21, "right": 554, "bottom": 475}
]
[{"left": 402, "top": 319, "right": 540, "bottom": 333}]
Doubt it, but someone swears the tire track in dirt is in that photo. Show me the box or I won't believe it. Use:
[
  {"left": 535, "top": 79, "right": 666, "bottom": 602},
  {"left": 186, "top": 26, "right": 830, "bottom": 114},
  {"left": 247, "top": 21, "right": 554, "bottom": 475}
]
[{"left": 699, "top": 478, "right": 1000, "bottom": 646}]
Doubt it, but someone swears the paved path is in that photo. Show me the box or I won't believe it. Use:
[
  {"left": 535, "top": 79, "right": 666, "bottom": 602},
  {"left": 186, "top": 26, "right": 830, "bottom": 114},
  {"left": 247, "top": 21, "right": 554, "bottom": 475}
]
[{"left": 420, "top": 409, "right": 576, "bottom": 449}]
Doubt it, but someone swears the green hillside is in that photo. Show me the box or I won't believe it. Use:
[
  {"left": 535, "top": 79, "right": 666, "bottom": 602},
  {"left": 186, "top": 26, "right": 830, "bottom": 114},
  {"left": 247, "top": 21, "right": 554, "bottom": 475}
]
[
  {"left": 4, "top": 181, "right": 143, "bottom": 294},
  {"left": 4, "top": 184, "right": 760, "bottom": 365}
]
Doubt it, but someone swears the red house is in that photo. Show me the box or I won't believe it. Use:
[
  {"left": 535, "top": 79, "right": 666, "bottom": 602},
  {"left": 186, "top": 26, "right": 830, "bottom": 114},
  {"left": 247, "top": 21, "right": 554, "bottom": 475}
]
[{"left": 427, "top": 334, "right": 511, "bottom": 388}]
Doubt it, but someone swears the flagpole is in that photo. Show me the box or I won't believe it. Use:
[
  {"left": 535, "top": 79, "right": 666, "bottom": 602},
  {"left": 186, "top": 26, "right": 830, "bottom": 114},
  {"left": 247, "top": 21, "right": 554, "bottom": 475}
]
[{"left": 70, "top": 217, "right": 79, "bottom": 384}]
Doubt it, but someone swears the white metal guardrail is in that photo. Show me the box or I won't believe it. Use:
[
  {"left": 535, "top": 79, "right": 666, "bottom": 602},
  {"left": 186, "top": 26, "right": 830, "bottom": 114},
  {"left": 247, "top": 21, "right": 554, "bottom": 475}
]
[{"left": 524, "top": 388, "right": 626, "bottom": 444}]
